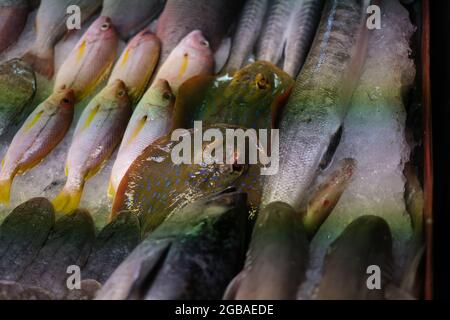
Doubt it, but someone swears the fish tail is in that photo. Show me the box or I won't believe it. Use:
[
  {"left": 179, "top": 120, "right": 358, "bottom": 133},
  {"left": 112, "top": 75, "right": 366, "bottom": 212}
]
[
  {"left": 52, "top": 187, "right": 82, "bottom": 214},
  {"left": 0, "top": 179, "right": 12, "bottom": 206},
  {"left": 22, "top": 46, "right": 55, "bottom": 78}
]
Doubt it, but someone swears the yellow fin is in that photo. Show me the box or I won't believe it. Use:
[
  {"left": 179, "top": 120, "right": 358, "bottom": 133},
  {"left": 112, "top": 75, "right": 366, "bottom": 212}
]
[
  {"left": 52, "top": 188, "right": 82, "bottom": 214},
  {"left": 81, "top": 104, "right": 100, "bottom": 131},
  {"left": 178, "top": 53, "right": 189, "bottom": 78},
  {"left": 65, "top": 165, "right": 69, "bottom": 176},
  {"left": 1, "top": 159, "right": 4, "bottom": 168},
  {"left": 76, "top": 41, "right": 87, "bottom": 63},
  {"left": 77, "top": 60, "right": 115, "bottom": 101},
  {"left": 107, "top": 180, "right": 115, "bottom": 199},
  {"left": 0, "top": 179, "right": 12, "bottom": 206},
  {"left": 24, "top": 111, "right": 44, "bottom": 131},
  {"left": 128, "top": 115, "right": 147, "bottom": 144},
  {"left": 120, "top": 49, "right": 130, "bottom": 68}
]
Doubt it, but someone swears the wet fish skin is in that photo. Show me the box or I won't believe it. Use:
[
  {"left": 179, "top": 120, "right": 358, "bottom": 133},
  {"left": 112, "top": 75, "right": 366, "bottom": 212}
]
[
  {"left": 224, "top": 202, "right": 308, "bottom": 300},
  {"left": 101, "top": 0, "right": 165, "bottom": 40},
  {"left": 262, "top": 0, "right": 369, "bottom": 211},
  {"left": 54, "top": 16, "right": 119, "bottom": 102},
  {"left": 223, "top": 0, "right": 269, "bottom": 72},
  {"left": 314, "top": 215, "right": 393, "bottom": 300},
  {"left": 0, "top": 0, "right": 29, "bottom": 53},
  {"left": 303, "top": 158, "right": 356, "bottom": 237},
  {"left": 108, "top": 29, "right": 161, "bottom": 104},
  {"left": 97, "top": 191, "right": 248, "bottom": 300},
  {"left": 156, "top": 0, "right": 243, "bottom": 62},
  {"left": 284, "top": 0, "right": 324, "bottom": 77},
  {"left": 0, "top": 88, "right": 75, "bottom": 205},
  {"left": 256, "top": 0, "right": 295, "bottom": 66},
  {"left": 153, "top": 30, "right": 214, "bottom": 95},
  {"left": 22, "top": 0, "right": 102, "bottom": 78},
  {"left": 82, "top": 211, "right": 141, "bottom": 284},
  {"left": 19, "top": 209, "right": 95, "bottom": 299},
  {"left": 0, "top": 198, "right": 54, "bottom": 282},
  {"left": 109, "top": 79, "right": 174, "bottom": 197},
  {"left": 111, "top": 125, "right": 250, "bottom": 235},
  {"left": 52, "top": 80, "right": 131, "bottom": 214}
]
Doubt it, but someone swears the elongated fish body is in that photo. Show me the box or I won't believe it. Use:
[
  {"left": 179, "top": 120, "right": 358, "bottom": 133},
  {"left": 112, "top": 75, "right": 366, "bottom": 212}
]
[
  {"left": 262, "top": 0, "right": 369, "bottom": 211},
  {"left": 101, "top": 0, "right": 165, "bottom": 40},
  {"left": 257, "top": 0, "right": 295, "bottom": 66},
  {"left": 152, "top": 30, "right": 214, "bottom": 95},
  {"left": 97, "top": 191, "right": 248, "bottom": 300},
  {"left": 303, "top": 158, "right": 356, "bottom": 237},
  {"left": 54, "top": 16, "right": 119, "bottom": 102},
  {"left": 108, "top": 30, "right": 161, "bottom": 105},
  {"left": 109, "top": 79, "right": 174, "bottom": 198},
  {"left": 0, "top": 198, "right": 54, "bottom": 282},
  {"left": 156, "top": 0, "right": 242, "bottom": 62},
  {"left": 223, "top": 0, "right": 269, "bottom": 73},
  {"left": 0, "top": 88, "right": 75, "bottom": 205},
  {"left": 314, "top": 216, "right": 393, "bottom": 300},
  {"left": 19, "top": 209, "right": 95, "bottom": 299},
  {"left": 0, "top": 0, "right": 29, "bottom": 53},
  {"left": 22, "top": 0, "right": 102, "bottom": 78},
  {"left": 224, "top": 202, "right": 308, "bottom": 300},
  {"left": 111, "top": 125, "right": 251, "bottom": 234},
  {"left": 52, "top": 80, "right": 131, "bottom": 214},
  {"left": 284, "top": 0, "right": 324, "bottom": 77}
]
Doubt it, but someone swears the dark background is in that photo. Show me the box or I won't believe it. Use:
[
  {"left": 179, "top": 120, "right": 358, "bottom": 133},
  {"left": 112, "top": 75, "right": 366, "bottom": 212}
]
[{"left": 430, "top": 0, "right": 450, "bottom": 300}]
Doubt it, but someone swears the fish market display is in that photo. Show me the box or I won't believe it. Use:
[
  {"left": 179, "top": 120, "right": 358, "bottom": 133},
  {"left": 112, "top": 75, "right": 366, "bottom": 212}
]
[
  {"left": 109, "top": 79, "right": 174, "bottom": 197},
  {"left": 111, "top": 125, "right": 256, "bottom": 234},
  {"left": 0, "top": 59, "right": 36, "bottom": 137},
  {"left": 152, "top": 30, "right": 214, "bottom": 95},
  {"left": 54, "top": 16, "right": 119, "bottom": 101},
  {"left": 101, "top": 0, "right": 165, "bottom": 40},
  {"left": 223, "top": 0, "right": 269, "bottom": 73},
  {"left": 0, "top": 88, "right": 75, "bottom": 205},
  {"left": 313, "top": 216, "right": 393, "bottom": 299},
  {"left": 224, "top": 202, "right": 309, "bottom": 300},
  {"left": 262, "top": 0, "right": 369, "bottom": 211},
  {"left": 0, "top": 198, "right": 54, "bottom": 282},
  {"left": 108, "top": 30, "right": 161, "bottom": 104},
  {"left": 52, "top": 80, "right": 131, "bottom": 214},
  {"left": 0, "top": 0, "right": 29, "bottom": 54},
  {"left": 173, "top": 61, "right": 294, "bottom": 130},
  {"left": 97, "top": 191, "right": 248, "bottom": 300},
  {"left": 256, "top": 0, "right": 323, "bottom": 77},
  {"left": 22, "top": 0, "right": 102, "bottom": 78},
  {"left": 156, "top": 0, "right": 243, "bottom": 62}
]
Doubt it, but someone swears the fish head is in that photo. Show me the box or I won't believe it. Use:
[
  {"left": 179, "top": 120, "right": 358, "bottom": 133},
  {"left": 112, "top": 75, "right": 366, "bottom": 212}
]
[
  {"left": 178, "top": 30, "right": 214, "bottom": 72},
  {"left": 86, "top": 16, "right": 117, "bottom": 42},
  {"left": 51, "top": 86, "right": 75, "bottom": 110},
  {"left": 103, "top": 79, "right": 130, "bottom": 106},
  {"left": 130, "top": 29, "right": 160, "bottom": 49},
  {"left": 148, "top": 79, "right": 175, "bottom": 108},
  {"left": 183, "top": 30, "right": 212, "bottom": 55}
]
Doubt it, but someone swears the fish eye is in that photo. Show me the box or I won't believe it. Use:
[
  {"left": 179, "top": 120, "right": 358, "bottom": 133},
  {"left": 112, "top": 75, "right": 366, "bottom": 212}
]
[
  {"left": 62, "top": 98, "right": 70, "bottom": 104},
  {"left": 200, "top": 39, "right": 209, "bottom": 48},
  {"left": 256, "top": 74, "right": 268, "bottom": 90},
  {"left": 101, "top": 22, "right": 110, "bottom": 31},
  {"left": 162, "top": 91, "right": 172, "bottom": 101},
  {"left": 117, "top": 90, "right": 126, "bottom": 97}
]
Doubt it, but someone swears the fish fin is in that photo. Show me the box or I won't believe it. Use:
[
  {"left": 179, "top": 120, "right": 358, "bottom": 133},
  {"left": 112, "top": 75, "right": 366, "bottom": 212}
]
[
  {"left": 0, "top": 179, "right": 12, "bottom": 206},
  {"left": 107, "top": 180, "right": 115, "bottom": 199},
  {"left": 77, "top": 61, "right": 114, "bottom": 101},
  {"left": 215, "top": 37, "right": 231, "bottom": 74},
  {"left": 22, "top": 47, "right": 55, "bottom": 78},
  {"left": 52, "top": 188, "right": 82, "bottom": 214},
  {"left": 223, "top": 271, "right": 245, "bottom": 300}
]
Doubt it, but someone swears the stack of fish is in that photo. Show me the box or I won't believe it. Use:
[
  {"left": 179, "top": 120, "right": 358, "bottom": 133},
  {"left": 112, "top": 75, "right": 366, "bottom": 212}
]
[{"left": 0, "top": 0, "right": 424, "bottom": 300}]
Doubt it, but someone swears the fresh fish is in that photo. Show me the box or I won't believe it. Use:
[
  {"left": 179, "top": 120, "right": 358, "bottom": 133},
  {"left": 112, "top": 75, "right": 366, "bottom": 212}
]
[
  {"left": 173, "top": 61, "right": 294, "bottom": 130},
  {"left": 108, "top": 29, "right": 161, "bottom": 104},
  {"left": 97, "top": 191, "right": 248, "bottom": 300},
  {"left": 261, "top": 0, "right": 369, "bottom": 211},
  {"left": 111, "top": 125, "right": 253, "bottom": 234},
  {"left": 0, "top": 0, "right": 29, "bottom": 53},
  {"left": 303, "top": 158, "right": 356, "bottom": 237},
  {"left": 222, "top": 0, "right": 269, "bottom": 72},
  {"left": 101, "top": 0, "right": 165, "bottom": 39},
  {"left": 283, "top": 0, "right": 324, "bottom": 77},
  {"left": 0, "top": 281, "right": 54, "bottom": 300},
  {"left": 256, "top": 0, "right": 295, "bottom": 66},
  {"left": 52, "top": 80, "right": 132, "bottom": 214},
  {"left": 22, "top": 0, "right": 102, "bottom": 78},
  {"left": 152, "top": 30, "right": 214, "bottom": 95},
  {"left": 224, "top": 202, "right": 308, "bottom": 300},
  {"left": 0, "top": 59, "right": 36, "bottom": 137},
  {"left": 54, "top": 16, "right": 119, "bottom": 102},
  {"left": 83, "top": 212, "right": 141, "bottom": 284},
  {"left": 0, "top": 198, "right": 54, "bottom": 282},
  {"left": 19, "top": 209, "right": 95, "bottom": 299},
  {"left": 0, "top": 88, "right": 75, "bottom": 205},
  {"left": 313, "top": 215, "right": 393, "bottom": 300},
  {"left": 156, "top": 0, "right": 243, "bottom": 62},
  {"left": 109, "top": 79, "right": 175, "bottom": 198}
]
